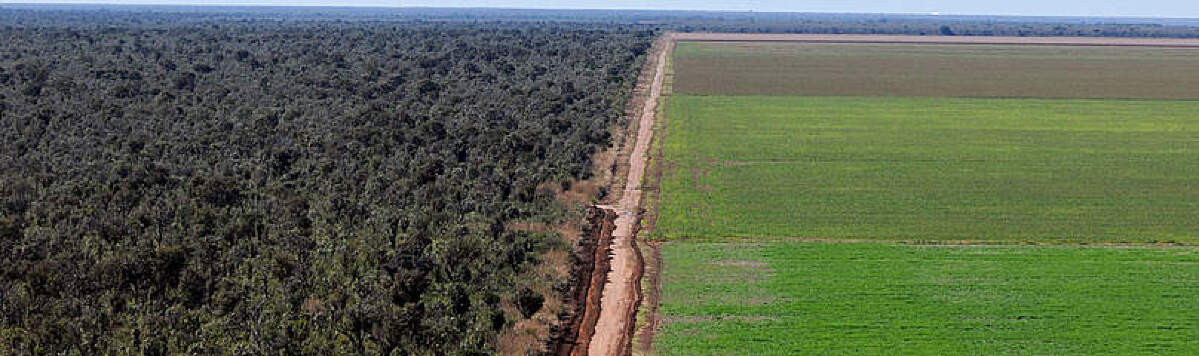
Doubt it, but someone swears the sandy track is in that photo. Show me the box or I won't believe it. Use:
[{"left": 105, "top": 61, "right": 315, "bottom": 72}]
[
  {"left": 586, "top": 39, "right": 671, "bottom": 356},
  {"left": 672, "top": 33, "right": 1199, "bottom": 47}
]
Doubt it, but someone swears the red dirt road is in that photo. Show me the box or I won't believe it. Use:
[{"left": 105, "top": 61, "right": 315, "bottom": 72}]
[{"left": 586, "top": 39, "right": 671, "bottom": 356}]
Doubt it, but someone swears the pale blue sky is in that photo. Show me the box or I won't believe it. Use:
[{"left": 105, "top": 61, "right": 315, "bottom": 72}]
[{"left": 5, "top": 0, "right": 1199, "bottom": 18}]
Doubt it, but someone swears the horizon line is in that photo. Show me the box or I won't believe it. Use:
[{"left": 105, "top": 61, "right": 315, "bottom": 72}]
[{"left": 3, "top": 2, "right": 1198, "bottom": 21}]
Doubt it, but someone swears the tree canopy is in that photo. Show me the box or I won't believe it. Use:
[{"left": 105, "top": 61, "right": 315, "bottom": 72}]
[{"left": 0, "top": 13, "right": 652, "bottom": 354}]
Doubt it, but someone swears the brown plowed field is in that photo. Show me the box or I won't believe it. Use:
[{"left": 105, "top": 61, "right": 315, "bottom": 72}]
[
  {"left": 672, "top": 33, "right": 1199, "bottom": 47},
  {"left": 673, "top": 36, "right": 1199, "bottom": 99}
]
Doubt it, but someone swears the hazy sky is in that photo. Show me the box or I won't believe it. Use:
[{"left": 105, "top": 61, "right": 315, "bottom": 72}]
[{"left": 6, "top": 0, "right": 1199, "bottom": 18}]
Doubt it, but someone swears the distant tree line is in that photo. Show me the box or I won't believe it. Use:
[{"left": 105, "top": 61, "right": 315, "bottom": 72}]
[
  {"left": 0, "top": 14, "right": 652, "bottom": 354},
  {"left": 642, "top": 11, "right": 1199, "bottom": 38},
  {"left": 5, "top": 5, "right": 1199, "bottom": 38},
  {"left": 673, "top": 19, "right": 1199, "bottom": 38}
]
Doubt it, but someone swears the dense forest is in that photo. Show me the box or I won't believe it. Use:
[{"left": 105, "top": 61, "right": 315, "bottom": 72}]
[
  {"left": 0, "top": 10, "right": 652, "bottom": 354},
  {"left": 4, "top": 5, "right": 1199, "bottom": 355}
]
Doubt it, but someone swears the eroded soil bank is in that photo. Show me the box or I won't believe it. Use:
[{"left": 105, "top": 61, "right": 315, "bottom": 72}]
[{"left": 548, "top": 207, "right": 616, "bottom": 356}]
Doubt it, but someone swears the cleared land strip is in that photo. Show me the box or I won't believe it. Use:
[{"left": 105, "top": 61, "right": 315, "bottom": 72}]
[
  {"left": 672, "top": 33, "right": 1199, "bottom": 47},
  {"left": 586, "top": 38, "right": 672, "bottom": 356}
]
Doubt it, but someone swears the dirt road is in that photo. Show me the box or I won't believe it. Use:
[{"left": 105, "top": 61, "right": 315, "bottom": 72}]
[
  {"left": 672, "top": 33, "right": 1199, "bottom": 47},
  {"left": 586, "top": 39, "right": 671, "bottom": 356}
]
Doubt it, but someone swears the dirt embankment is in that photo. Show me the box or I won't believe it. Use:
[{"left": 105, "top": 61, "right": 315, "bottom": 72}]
[
  {"left": 631, "top": 240, "right": 662, "bottom": 355},
  {"left": 548, "top": 207, "right": 617, "bottom": 356}
]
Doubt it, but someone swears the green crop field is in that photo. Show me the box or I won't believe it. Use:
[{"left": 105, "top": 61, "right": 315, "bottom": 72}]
[
  {"left": 651, "top": 40, "right": 1199, "bottom": 355},
  {"left": 673, "top": 41, "right": 1199, "bottom": 99},
  {"left": 657, "top": 95, "right": 1199, "bottom": 243},
  {"left": 654, "top": 242, "right": 1199, "bottom": 355}
]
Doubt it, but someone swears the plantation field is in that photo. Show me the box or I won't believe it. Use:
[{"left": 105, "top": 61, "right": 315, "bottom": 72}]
[
  {"left": 656, "top": 95, "right": 1199, "bottom": 243},
  {"left": 673, "top": 41, "right": 1199, "bottom": 99},
  {"left": 654, "top": 242, "right": 1199, "bottom": 355}
]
